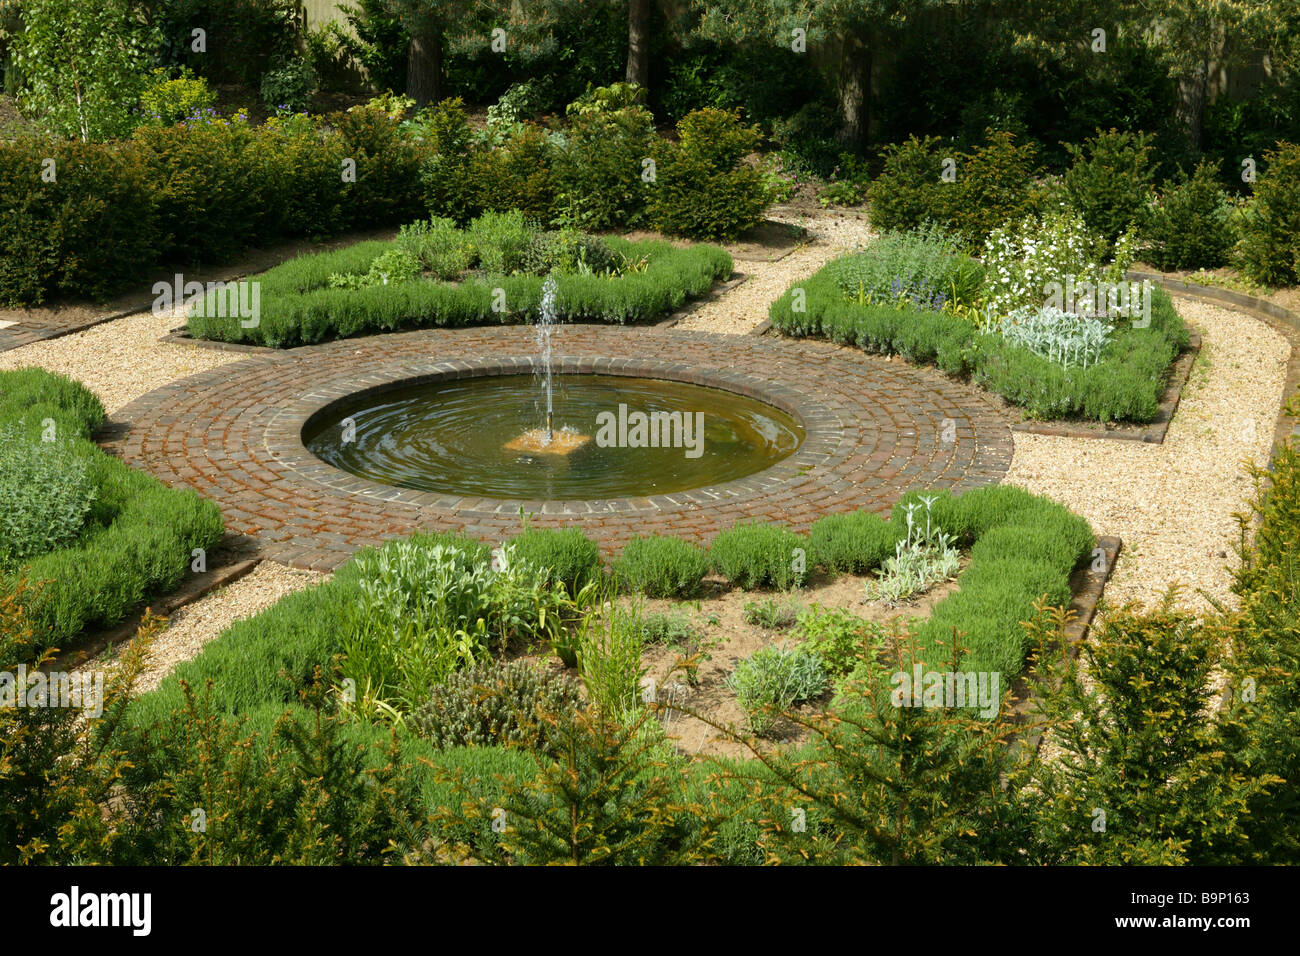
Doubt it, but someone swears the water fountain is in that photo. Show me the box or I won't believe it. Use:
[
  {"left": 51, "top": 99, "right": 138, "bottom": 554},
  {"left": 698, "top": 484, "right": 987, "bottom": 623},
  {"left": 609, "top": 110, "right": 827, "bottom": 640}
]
[{"left": 503, "top": 274, "right": 593, "bottom": 458}]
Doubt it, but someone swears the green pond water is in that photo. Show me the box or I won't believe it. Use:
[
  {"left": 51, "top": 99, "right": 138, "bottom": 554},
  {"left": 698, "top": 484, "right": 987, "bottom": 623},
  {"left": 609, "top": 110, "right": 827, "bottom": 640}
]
[{"left": 304, "top": 374, "right": 804, "bottom": 499}]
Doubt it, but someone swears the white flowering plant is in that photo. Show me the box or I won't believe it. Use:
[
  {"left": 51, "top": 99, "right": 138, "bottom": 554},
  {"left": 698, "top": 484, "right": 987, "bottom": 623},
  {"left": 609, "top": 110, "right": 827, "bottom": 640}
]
[{"left": 981, "top": 209, "right": 1138, "bottom": 324}]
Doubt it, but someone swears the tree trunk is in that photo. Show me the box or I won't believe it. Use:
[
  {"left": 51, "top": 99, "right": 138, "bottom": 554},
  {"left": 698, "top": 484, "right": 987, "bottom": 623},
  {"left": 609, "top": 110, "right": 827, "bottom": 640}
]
[
  {"left": 626, "top": 0, "right": 652, "bottom": 89},
  {"left": 1175, "top": 19, "right": 1223, "bottom": 157},
  {"left": 837, "top": 29, "right": 871, "bottom": 148},
  {"left": 407, "top": 26, "right": 442, "bottom": 107}
]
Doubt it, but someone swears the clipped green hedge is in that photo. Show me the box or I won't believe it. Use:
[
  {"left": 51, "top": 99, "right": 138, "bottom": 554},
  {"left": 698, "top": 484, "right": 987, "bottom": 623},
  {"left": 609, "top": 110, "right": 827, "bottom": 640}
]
[
  {"left": 770, "top": 259, "right": 1189, "bottom": 423},
  {"left": 0, "top": 107, "right": 430, "bottom": 307},
  {"left": 891, "top": 485, "right": 1093, "bottom": 677},
  {"left": 0, "top": 369, "right": 224, "bottom": 652},
  {"left": 186, "top": 237, "right": 733, "bottom": 347}
]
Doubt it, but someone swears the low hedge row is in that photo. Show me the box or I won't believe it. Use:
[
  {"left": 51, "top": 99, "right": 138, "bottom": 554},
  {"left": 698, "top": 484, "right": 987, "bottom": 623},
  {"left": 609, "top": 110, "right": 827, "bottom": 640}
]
[
  {"left": 707, "top": 486, "right": 1091, "bottom": 678},
  {"left": 0, "top": 369, "right": 225, "bottom": 651},
  {"left": 186, "top": 237, "right": 733, "bottom": 347},
  {"left": 769, "top": 261, "right": 1189, "bottom": 423},
  {"left": 126, "top": 483, "right": 1091, "bottom": 737}
]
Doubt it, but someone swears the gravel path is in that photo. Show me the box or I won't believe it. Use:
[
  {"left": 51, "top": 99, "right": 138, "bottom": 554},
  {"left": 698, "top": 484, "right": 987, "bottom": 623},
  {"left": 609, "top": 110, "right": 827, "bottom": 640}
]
[
  {"left": 81, "top": 563, "right": 326, "bottom": 695},
  {"left": 675, "top": 212, "right": 877, "bottom": 334},
  {"left": 0, "top": 306, "right": 242, "bottom": 416},
  {"left": 1004, "top": 298, "right": 1290, "bottom": 612}
]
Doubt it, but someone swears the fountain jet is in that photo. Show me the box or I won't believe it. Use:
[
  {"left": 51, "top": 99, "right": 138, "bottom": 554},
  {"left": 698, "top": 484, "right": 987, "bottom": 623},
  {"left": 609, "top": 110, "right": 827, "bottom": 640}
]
[{"left": 506, "top": 273, "right": 591, "bottom": 458}]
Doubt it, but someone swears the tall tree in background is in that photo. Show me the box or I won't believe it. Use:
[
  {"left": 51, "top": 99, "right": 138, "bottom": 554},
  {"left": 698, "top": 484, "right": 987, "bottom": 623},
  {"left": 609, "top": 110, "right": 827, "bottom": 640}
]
[
  {"left": 386, "top": 0, "right": 489, "bottom": 105},
  {"left": 1141, "top": 0, "right": 1300, "bottom": 152},
  {"left": 691, "top": 0, "right": 955, "bottom": 146},
  {"left": 1010, "top": 0, "right": 1300, "bottom": 154},
  {"left": 627, "top": 0, "right": 652, "bottom": 86}
]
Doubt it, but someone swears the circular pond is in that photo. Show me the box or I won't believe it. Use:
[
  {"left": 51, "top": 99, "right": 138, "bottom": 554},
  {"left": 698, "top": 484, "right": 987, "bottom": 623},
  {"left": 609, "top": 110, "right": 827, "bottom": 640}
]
[{"left": 303, "top": 374, "right": 805, "bottom": 499}]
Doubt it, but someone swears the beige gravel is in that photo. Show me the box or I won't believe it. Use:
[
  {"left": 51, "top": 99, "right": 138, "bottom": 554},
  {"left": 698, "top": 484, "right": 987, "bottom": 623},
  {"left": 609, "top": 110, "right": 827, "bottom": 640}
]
[
  {"left": 0, "top": 305, "right": 242, "bottom": 416},
  {"left": 80, "top": 563, "right": 326, "bottom": 694},
  {"left": 1004, "top": 297, "right": 1291, "bottom": 613},
  {"left": 675, "top": 211, "right": 878, "bottom": 334}
]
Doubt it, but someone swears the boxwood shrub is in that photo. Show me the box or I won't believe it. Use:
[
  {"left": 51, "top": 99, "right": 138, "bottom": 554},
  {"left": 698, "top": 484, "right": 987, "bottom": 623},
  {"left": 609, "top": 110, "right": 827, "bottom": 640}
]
[{"left": 770, "top": 257, "right": 1189, "bottom": 423}]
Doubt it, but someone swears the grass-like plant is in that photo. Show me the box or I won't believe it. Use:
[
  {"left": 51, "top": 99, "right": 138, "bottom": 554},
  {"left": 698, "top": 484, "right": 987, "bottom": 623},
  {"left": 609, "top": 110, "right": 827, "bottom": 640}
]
[
  {"left": 641, "top": 609, "right": 701, "bottom": 646},
  {"left": 507, "top": 526, "right": 602, "bottom": 597},
  {"left": 809, "top": 510, "right": 897, "bottom": 574},
  {"left": 0, "top": 369, "right": 223, "bottom": 652},
  {"left": 341, "top": 537, "right": 573, "bottom": 713},
  {"left": 825, "top": 224, "right": 984, "bottom": 313},
  {"left": 576, "top": 597, "right": 647, "bottom": 721},
  {"left": 771, "top": 247, "right": 1188, "bottom": 423},
  {"left": 188, "top": 231, "right": 733, "bottom": 347}
]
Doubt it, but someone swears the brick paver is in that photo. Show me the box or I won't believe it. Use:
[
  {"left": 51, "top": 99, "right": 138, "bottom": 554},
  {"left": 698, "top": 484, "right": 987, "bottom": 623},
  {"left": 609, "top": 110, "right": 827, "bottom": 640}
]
[{"left": 102, "top": 325, "right": 1014, "bottom": 570}]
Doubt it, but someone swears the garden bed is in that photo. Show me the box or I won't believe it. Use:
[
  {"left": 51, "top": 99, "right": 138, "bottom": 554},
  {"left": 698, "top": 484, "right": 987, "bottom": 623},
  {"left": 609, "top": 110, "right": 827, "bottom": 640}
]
[
  {"left": 186, "top": 218, "right": 734, "bottom": 348},
  {"left": 633, "top": 569, "right": 963, "bottom": 759},
  {"left": 0, "top": 369, "right": 225, "bottom": 654},
  {"left": 119, "top": 484, "right": 1098, "bottom": 775},
  {"left": 770, "top": 231, "right": 1192, "bottom": 425}
]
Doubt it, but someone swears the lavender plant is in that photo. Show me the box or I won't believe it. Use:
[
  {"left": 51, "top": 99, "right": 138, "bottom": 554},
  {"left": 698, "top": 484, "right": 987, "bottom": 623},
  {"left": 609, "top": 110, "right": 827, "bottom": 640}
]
[{"left": 726, "top": 645, "right": 828, "bottom": 736}]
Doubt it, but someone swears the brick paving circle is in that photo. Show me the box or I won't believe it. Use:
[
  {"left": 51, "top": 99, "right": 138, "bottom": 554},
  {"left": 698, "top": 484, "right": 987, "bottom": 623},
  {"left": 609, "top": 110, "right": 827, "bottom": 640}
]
[{"left": 105, "top": 326, "right": 1014, "bottom": 570}]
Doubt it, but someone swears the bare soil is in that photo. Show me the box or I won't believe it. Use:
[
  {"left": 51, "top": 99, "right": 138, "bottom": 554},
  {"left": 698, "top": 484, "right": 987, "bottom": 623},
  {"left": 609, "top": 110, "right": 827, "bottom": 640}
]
[{"left": 628, "top": 570, "right": 960, "bottom": 761}]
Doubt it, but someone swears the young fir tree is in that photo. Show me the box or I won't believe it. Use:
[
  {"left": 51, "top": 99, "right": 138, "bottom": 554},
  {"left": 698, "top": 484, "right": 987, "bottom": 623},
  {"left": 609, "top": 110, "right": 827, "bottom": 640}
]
[
  {"left": 1020, "top": 595, "right": 1276, "bottom": 865},
  {"left": 432, "top": 704, "right": 708, "bottom": 866},
  {"left": 701, "top": 623, "right": 1025, "bottom": 866},
  {"left": 1216, "top": 397, "right": 1300, "bottom": 862}
]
